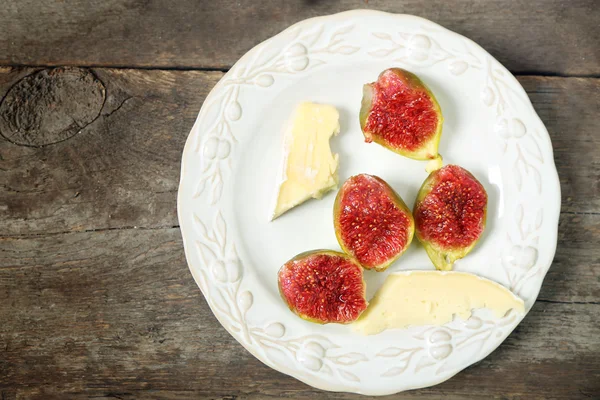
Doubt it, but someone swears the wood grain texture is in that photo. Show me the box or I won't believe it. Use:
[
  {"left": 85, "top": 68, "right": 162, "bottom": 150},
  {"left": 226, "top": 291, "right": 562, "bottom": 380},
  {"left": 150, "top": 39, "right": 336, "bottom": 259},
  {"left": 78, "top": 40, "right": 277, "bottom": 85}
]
[
  {"left": 0, "top": 67, "right": 222, "bottom": 236},
  {"left": 0, "top": 227, "right": 598, "bottom": 400},
  {"left": 0, "top": 68, "right": 105, "bottom": 147},
  {"left": 0, "top": 1, "right": 598, "bottom": 75},
  {"left": 520, "top": 77, "right": 600, "bottom": 216},
  {"left": 1, "top": 2, "right": 599, "bottom": 396},
  {"left": 1, "top": 70, "right": 598, "bottom": 237}
]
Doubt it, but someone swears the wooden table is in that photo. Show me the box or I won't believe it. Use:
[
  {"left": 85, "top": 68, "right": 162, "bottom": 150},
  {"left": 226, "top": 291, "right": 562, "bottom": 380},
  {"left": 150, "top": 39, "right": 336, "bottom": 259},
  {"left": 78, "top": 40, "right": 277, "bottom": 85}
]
[{"left": 1, "top": 1, "right": 598, "bottom": 399}]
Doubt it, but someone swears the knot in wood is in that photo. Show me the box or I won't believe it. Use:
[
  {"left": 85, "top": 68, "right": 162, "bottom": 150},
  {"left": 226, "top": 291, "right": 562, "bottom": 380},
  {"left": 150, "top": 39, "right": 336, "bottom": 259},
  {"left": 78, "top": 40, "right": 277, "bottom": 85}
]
[{"left": 0, "top": 67, "right": 105, "bottom": 146}]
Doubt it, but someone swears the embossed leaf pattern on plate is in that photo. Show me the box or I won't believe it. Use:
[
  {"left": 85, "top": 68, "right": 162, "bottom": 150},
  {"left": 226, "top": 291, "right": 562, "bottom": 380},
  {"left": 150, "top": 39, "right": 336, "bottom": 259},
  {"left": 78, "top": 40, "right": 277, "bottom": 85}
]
[
  {"left": 179, "top": 11, "right": 559, "bottom": 395},
  {"left": 193, "top": 210, "right": 370, "bottom": 383},
  {"left": 191, "top": 23, "right": 359, "bottom": 204}
]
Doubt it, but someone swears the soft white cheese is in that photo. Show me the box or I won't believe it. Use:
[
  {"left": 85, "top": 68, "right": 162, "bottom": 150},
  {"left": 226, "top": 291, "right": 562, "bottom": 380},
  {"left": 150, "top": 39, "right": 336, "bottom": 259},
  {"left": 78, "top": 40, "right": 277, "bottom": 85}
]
[
  {"left": 271, "top": 102, "right": 340, "bottom": 220},
  {"left": 353, "top": 271, "right": 525, "bottom": 335}
]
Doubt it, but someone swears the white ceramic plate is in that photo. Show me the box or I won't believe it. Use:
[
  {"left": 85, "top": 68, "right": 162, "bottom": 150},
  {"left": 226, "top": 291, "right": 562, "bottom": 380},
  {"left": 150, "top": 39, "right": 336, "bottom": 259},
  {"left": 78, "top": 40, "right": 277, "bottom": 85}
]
[{"left": 178, "top": 10, "right": 560, "bottom": 395}]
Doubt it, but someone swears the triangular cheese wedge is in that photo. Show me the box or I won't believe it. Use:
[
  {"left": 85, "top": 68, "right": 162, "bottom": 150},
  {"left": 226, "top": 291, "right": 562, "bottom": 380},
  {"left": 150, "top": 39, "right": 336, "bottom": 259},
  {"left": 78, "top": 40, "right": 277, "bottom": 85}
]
[
  {"left": 271, "top": 102, "right": 340, "bottom": 220},
  {"left": 354, "top": 271, "right": 525, "bottom": 335}
]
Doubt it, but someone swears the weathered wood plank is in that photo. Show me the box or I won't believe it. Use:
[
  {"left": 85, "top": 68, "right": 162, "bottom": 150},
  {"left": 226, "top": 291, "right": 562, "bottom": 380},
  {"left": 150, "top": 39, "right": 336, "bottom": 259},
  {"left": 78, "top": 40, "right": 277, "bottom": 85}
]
[
  {"left": 537, "top": 213, "right": 600, "bottom": 304},
  {"left": 0, "top": 67, "right": 222, "bottom": 235},
  {"left": 521, "top": 77, "right": 600, "bottom": 216},
  {"left": 0, "top": 70, "right": 598, "bottom": 237},
  {"left": 0, "top": 1, "right": 598, "bottom": 75},
  {"left": 0, "top": 228, "right": 598, "bottom": 399}
]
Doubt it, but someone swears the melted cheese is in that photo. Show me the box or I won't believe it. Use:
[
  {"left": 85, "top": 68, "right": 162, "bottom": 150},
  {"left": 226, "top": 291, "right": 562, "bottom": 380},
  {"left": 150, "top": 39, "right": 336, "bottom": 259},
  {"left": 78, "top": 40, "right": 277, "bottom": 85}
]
[
  {"left": 353, "top": 271, "right": 524, "bottom": 335},
  {"left": 271, "top": 102, "right": 340, "bottom": 220}
]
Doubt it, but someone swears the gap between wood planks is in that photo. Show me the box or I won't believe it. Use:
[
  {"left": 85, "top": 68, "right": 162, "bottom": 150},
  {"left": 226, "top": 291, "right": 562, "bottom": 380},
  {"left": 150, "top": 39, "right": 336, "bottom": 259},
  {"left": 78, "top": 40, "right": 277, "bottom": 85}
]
[
  {"left": 2, "top": 209, "right": 599, "bottom": 239},
  {"left": 0, "top": 224, "right": 181, "bottom": 238},
  {"left": 1, "top": 63, "right": 600, "bottom": 79},
  {"left": 537, "top": 299, "right": 600, "bottom": 305},
  {"left": 561, "top": 211, "right": 600, "bottom": 216},
  {"left": 1, "top": 220, "right": 597, "bottom": 308}
]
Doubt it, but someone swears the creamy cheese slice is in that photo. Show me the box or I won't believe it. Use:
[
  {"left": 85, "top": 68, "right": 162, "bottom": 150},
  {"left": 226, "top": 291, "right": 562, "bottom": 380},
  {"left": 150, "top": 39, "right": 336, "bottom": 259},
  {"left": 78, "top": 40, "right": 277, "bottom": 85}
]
[
  {"left": 271, "top": 102, "right": 340, "bottom": 220},
  {"left": 353, "top": 271, "right": 525, "bottom": 335}
]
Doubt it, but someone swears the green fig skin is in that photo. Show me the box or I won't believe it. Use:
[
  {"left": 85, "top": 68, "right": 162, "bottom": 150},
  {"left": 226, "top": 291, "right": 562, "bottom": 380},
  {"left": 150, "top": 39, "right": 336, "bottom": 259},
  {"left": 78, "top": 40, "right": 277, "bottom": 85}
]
[
  {"left": 360, "top": 68, "right": 443, "bottom": 161},
  {"left": 413, "top": 165, "right": 487, "bottom": 271},
  {"left": 333, "top": 174, "right": 415, "bottom": 272},
  {"left": 277, "top": 250, "right": 367, "bottom": 324}
]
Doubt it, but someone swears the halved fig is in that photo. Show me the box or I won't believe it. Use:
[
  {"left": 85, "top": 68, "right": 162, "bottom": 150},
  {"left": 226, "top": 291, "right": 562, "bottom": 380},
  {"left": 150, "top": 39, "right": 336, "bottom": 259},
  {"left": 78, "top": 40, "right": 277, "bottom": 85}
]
[
  {"left": 334, "top": 174, "right": 415, "bottom": 271},
  {"left": 360, "top": 68, "right": 443, "bottom": 160},
  {"left": 414, "top": 165, "right": 488, "bottom": 270},
  {"left": 278, "top": 250, "right": 367, "bottom": 324}
]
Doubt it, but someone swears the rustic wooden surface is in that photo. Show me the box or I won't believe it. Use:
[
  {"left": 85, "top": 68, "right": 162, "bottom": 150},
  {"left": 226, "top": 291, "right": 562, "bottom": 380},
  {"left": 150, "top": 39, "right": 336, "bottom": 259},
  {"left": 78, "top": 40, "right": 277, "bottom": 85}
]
[
  {"left": 0, "top": 1, "right": 599, "bottom": 399},
  {"left": 1, "top": 0, "right": 599, "bottom": 76}
]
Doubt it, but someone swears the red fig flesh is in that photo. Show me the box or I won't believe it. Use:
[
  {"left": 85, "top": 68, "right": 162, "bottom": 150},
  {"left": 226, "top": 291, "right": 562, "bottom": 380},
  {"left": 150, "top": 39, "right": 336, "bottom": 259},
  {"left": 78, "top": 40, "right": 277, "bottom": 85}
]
[
  {"left": 278, "top": 250, "right": 367, "bottom": 324},
  {"left": 360, "top": 68, "right": 443, "bottom": 160},
  {"left": 414, "top": 165, "right": 487, "bottom": 270},
  {"left": 334, "top": 174, "right": 415, "bottom": 271}
]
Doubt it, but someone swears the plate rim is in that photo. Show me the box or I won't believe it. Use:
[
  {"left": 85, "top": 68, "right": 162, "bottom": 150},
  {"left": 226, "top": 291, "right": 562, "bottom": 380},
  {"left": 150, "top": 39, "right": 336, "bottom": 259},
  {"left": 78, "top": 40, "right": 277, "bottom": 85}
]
[{"left": 177, "top": 9, "right": 561, "bottom": 395}]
